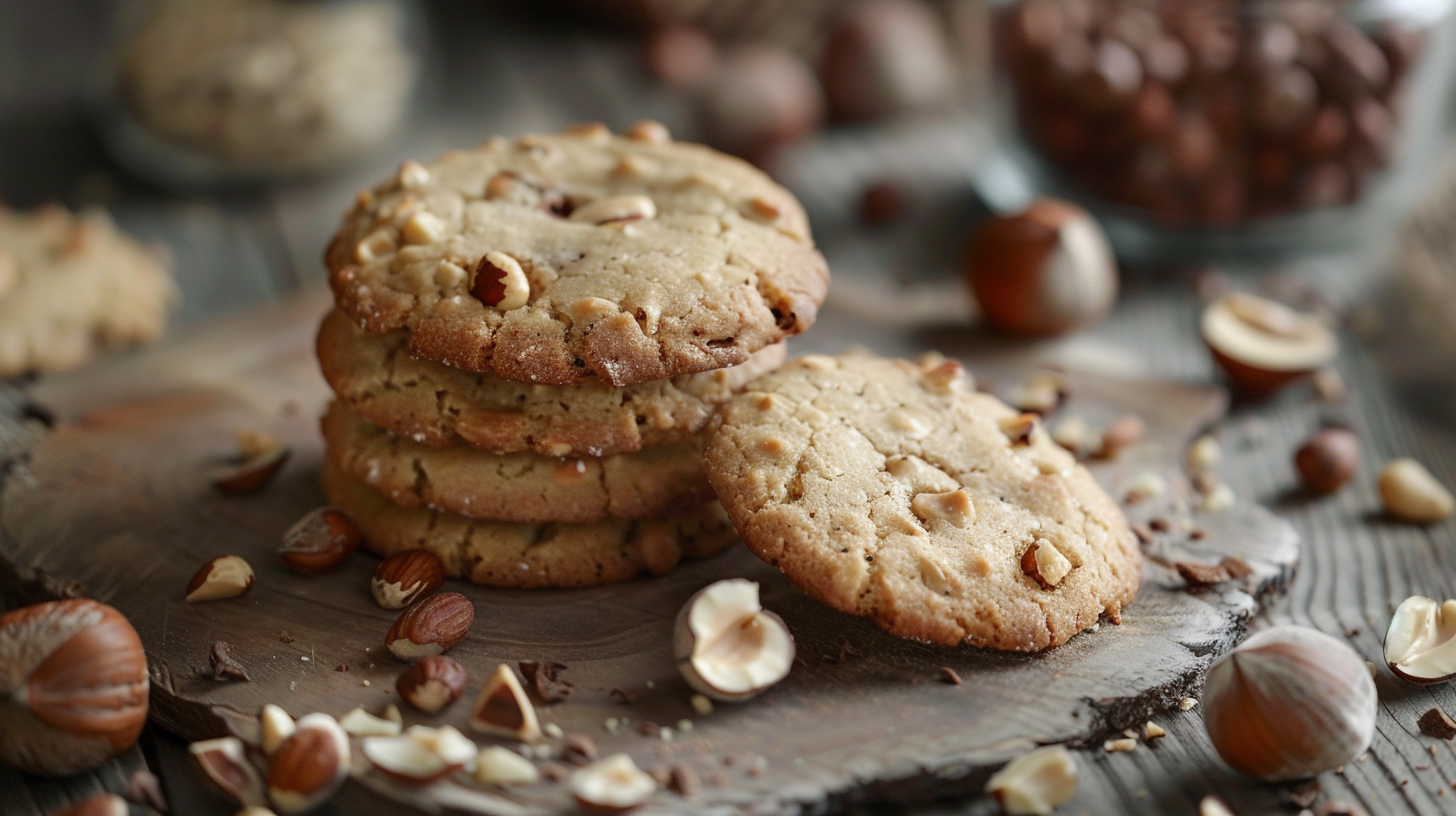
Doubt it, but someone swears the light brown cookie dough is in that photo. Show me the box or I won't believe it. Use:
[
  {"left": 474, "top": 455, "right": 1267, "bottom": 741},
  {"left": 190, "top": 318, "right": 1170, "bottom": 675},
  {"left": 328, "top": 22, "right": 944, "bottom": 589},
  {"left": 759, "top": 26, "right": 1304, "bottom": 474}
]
[
  {"left": 322, "top": 401, "right": 714, "bottom": 523},
  {"left": 704, "top": 352, "right": 1141, "bottom": 652},
  {"left": 0, "top": 205, "right": 175, "bottom": 378},
  {"left": 321, "top": 462, "right": 737, "bottom": 589},
  {"left": 316, "top": 309, "right": 786, "bottom": 457},
  {"left": 324, "top": 121, "right": 829, "bottom": 386}
]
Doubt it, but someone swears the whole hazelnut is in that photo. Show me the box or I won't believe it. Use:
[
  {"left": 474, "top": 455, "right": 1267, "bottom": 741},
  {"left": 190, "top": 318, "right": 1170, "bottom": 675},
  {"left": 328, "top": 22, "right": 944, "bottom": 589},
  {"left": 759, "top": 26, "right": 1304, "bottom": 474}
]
[
  {"left": 701, "top": 45, "right": 823, "bottom": 164},
  {"left": 1294, "top": 428, "right": 1360, "bottom": 494},
  {"left": 818, "top": 0, "right": 955, "bottom": 122},
  {"left": 0, "top": 600, "right": 149, "bottom": 776},
  {"left": 643, "top": 25, "right": 717, "bottom": 90},
  {"left": 1203, "top": 626, "right": 1375, "bottom": 781},
  {"left": 965, "top": 197, "right": 1117, "bottom": 337}
]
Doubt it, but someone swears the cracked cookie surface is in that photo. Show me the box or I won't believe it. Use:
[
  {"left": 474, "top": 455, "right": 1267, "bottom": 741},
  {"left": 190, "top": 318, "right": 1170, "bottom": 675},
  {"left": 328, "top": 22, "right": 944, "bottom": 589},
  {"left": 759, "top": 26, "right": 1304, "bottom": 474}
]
[
  {"left": 704, "top": 352, "right": 1140, "bottom": 652},
  {"left": 324, "top": 121, "right": 829, "bottom": 386},
  {"left": 321, "top": 462, "right": 737, "bottom": 589},
  {"left": 0, "top": 205, "right": 175, "bottom": 377},
  {"left": 322, "top": 401, "right": 714, "bottom": 523},
  {"left": 317, "top": 309, "right": 786, "bottom": 457}
]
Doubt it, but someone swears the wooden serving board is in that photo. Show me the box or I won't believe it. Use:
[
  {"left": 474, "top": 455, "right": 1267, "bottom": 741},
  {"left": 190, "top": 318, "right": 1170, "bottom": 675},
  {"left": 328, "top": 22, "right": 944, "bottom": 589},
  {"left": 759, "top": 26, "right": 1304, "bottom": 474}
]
[{"left": 0, "top": 291, "right": 1298, "bottom": 816}]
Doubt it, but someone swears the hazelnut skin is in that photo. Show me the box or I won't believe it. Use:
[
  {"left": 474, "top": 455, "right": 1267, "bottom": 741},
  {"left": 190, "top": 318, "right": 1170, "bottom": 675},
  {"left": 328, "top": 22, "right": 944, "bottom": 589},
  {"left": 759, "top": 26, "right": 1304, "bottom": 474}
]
[
  {"left": 1294, "top": 428, "right": 1360, "bottom": 494},
  {"left": 1203, "top": 626, "right": 1375, "bottom": 781},
  {"left": 965, "top": 198, "right": 1118, "bottom": 337},
  {"left": 0, "top": 600, "right": 150, "bottom": 776}
]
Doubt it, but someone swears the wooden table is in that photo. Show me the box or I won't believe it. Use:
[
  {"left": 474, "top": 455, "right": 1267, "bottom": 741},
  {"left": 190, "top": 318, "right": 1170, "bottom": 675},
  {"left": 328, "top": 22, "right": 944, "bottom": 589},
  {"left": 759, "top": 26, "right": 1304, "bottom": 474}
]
[{"left": 4, "top": 2, "right": 1456, "bottom": 815}]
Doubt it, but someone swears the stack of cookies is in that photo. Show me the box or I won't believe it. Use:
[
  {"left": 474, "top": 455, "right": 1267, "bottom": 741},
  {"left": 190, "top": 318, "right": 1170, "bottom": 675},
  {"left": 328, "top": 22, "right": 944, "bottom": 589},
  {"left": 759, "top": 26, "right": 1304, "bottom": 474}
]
[{"left": 315, "top": 121, "right": 830, "bottom": 588}]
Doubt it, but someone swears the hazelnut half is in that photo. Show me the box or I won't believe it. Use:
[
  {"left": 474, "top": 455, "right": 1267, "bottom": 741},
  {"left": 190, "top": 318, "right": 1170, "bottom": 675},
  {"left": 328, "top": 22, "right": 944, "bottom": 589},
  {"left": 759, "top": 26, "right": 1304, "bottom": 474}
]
[
  {"left": 213, "top": 446, "right": 291, "bottom": 494},
  {"left": 984, "top": 745, "right": 1078, "bottom": 815},
  {"left": 1383, "top": 595, "right": 1456, "bottom": 683},
  {"left": 1203, "top": 626, "right": 1375, "bottom": 781},
  {"left": 362, "top": 725, "right": 476, "bottom": 785},
  {"left": 965, "top": 198, "right": 1117, "bottom": 337},
  {"left": 469, "top": 663, "right": 541, "bottom": 742},
  {"left": 0, "top": 599, "right": 149, "bottom": 776},
  {"left": 186, "top": 555, "right": 255, "bottom": 602},
  {"left": 569, "top": 753, "right": 658, "bottom": 811},
  {"left": 266, "top": 712, "right": 349, "bottom": 814},
  {"left": 279, "top": 508, "right": 361, "bottom": 575},
  {"left": 189, "top": 736, "right": 265, "bottom": 806},
  {"left": 673, "top": 579, "right": 795, "bottom": 703},
  {"left": 1201, "top": 292, "right": 1337, "bottom": 396},
  {"left": 397, "top": 655, "right": 469, "bottom": 714}
]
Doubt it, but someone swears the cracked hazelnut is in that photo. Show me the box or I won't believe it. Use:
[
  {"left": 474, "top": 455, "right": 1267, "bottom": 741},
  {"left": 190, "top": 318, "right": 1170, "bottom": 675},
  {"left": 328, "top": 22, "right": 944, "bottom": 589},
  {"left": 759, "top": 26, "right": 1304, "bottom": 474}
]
[
  {"left": 362, "top": 725, "right": 476, "bottom": 785},
  {"left": 475, "top": 745, "right": 540, "bottom": 786},
  {"left": 397, "top": 655, "right": 469, "bottom": 713},
  {"left": 1294, "top": 428, "right": 1359, "bottom": 494},
  {"left": 471, "top": 251, "right": 530, "bottom": 311},
  {"left": 279, "top": 508, "right": 360, "bottom": 574},
  {"left": 1203, "top": 626, "right": 1375, "bottom": 781},
  {"left": 371, "top": 550, "right": 445, "bottom": 610},
  {"left": 267, "top": 713, "right": 349, "bottom": 814},
  {"left": 190, "top": 736, "right": 265, "bottom": 807},
  {"left": 570, "top": 754, "right": 658, "bottom": 812},
  {"left": 966, "top": 198, "right": 1117, "bottom": 337},
  {"left": 0, "top": 600, "right": 149, "bottom": 776},
  {"left": 386, "top": 592, "right": 474, "bottom": 661},
  {"left": 1201, "top": 292, "right": 1336, "bottom": 396},
  {"left": 186, "top": 555, "right": 255, "bottom": 602},
  {"left": 470, "top": 663, "right": 541, "bottom": 742},
  {"left": 1378, "top": 458, "right": 1454, "bottom": 523},
  {"left": 213, "top": 446, "right": 291, "bottom": 494},
  {"left": 1383, "top": 595, "right": 1456, "bottom": 683},
  {"left": 984, "top": 745, "right": 1078, "bottom": 815},
  {"left": 674, "top": 579, "right": 794, "bottom": 703}
]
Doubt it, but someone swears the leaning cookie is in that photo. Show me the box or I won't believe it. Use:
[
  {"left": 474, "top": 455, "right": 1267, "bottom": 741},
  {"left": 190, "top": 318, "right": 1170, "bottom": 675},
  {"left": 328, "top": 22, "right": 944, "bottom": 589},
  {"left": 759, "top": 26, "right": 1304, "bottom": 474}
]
[
  {"left": 0, "top": 205, "right": 175, "bottom": 378},
  {"left": 317, "top": 309, "right": 786, "bottom": 457},
  {"left": 321, "top": 401, "right": 714, "bottom": 524},
  {"left": 703, "top": 352, "right": 1141, "bottom": 652},
  {"left": 321, "top": 462, "right": 737, "bottom": 589},
  {"left": 324, "top": 121, "right": 829, "bottom": 386}
]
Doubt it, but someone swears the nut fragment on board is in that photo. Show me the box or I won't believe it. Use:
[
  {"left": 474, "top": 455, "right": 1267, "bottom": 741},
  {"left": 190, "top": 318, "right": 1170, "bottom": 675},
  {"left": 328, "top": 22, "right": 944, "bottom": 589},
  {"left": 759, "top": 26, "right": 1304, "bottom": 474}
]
[
  {"left": 398, "top": 655, "right": 469, "bottom": 713},
  {"left": 1384, "top": 595, "right": 1456, "bottom": 683},
  {"left": 362, "top": 725, "right": 476, "bottom": 784},
  {"left": 984, "top": 745, "right": 1078, "bottom": 815},
  {"left": 570, "top": 754, "right": 658, "bottom": 811},
  {"left": 371, "top": 550, "right": 445, "bottom": 610},
  {"left": 1418, "top": 707, "right": 1456, "bottom": 739},
  {"left": 674, "top": 579, "right": 795, "bottom": 702},
  {"left": 1378, "top": 458, "right": 1455, "bottom": 523},
  {"left": 475, "top": 745, "right": 540, "bottom": 786},
  {"left": 213, "top": 446, "right": 291, "bottom": 494},
  {"left": 186, "top": 555, "right": 255, "bottom": 602},
  {"left": 189, "top": 736, "right": 265, "bottom": 806},
  {"left": 340, "top": 706, "right": 402, "bottom": 737},
  {"left": 279, "top": 507, "right": 361, "bottom": 574},
  {"left": 470, "top": 663, "right": 541, "bottom": 741}
]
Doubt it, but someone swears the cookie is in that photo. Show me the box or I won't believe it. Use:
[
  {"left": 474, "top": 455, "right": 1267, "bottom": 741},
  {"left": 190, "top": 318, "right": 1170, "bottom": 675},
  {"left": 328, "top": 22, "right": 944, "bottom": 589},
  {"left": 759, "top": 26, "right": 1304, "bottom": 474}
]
[
  {"left": 324, "top": 121, "right": 829, "bottom": 386},
  {"left": 703, "top": 352, "right": 1141, "bottom": 652},
  {"left": 321, "top": 462, "right": 737, "bottom": 589},
  {"left": 321, "top": 401, "right": 714, "bottom": 523},
  {"left": 317, "top": 308, "right": 786, "bottom": 457},
  {"left": 0, "top": 205, "right": 174, "bottom": 378}
]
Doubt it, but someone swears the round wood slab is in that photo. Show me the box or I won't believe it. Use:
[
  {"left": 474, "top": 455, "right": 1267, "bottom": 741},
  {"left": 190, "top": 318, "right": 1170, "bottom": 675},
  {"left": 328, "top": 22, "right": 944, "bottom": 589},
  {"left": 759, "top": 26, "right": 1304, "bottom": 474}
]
[{"left": 0, "top": 292, "right": 1298, "bottom": 816}]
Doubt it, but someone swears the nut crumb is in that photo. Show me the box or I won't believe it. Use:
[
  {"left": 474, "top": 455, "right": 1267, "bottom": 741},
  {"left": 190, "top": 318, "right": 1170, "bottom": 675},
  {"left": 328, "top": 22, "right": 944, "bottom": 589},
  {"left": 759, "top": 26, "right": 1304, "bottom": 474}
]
[
  {"left": 669, "top": 764, "right": 699, "bottom": 797},
  {"left": 690, "top": 694, "right": 713, "bottom": 715},
  {"left": 1104, "top": 738, "right": 1137, "bottom": 753},
  {"left": 565, "top": 734, "right": 598, "bottom": 765},
  {"left": 1144, "top": 721, "right": 1166, "bottom": 740},
  {"left": 939, "top": 667, "right": 962, "bottom": 685},
  {"left": 520, "top": 661, "right": 572, "bottom": 703},
  {"left": 610, "top": 688, "right": 639, "bottom": 705},
  {"left": 1179, "top": 696, "right": 1198, "bottom": 711},
  {"left": 208, "top": 640, "right": 249, "bottom": 682},
  {"left": 1419, "top": 708, "right": 1456, "bottom": 740},
  {"left": 335, "top": 663, "right": 348, "bottom": 672}
]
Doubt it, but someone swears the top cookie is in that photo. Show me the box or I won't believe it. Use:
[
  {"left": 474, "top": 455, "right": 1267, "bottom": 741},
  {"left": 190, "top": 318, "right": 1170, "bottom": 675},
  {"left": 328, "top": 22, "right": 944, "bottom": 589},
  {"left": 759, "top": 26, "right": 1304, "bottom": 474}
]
[
  {"left": 704, "top": 352, "right": 1141, "bottom": 652},
  {"left": 0, "top": 205, "right": 175, "bottom": 378},
  {"left": 325, "top": 121, "right": 829, "bottom": 386}
]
